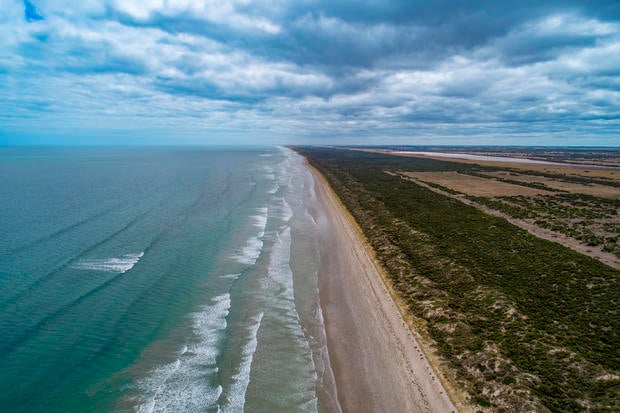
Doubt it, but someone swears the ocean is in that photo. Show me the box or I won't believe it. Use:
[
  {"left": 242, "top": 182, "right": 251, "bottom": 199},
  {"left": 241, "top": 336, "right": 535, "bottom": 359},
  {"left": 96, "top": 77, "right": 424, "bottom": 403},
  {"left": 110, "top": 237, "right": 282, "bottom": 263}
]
[{"left": 0, "top": 146, "right": 339, "bottom": 412}]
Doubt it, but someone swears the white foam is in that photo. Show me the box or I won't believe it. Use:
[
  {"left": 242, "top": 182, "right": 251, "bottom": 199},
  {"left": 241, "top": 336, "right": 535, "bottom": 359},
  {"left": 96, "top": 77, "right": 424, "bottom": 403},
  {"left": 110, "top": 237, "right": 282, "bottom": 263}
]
[
  {"left": 281, "top": 198, "right": 294, "bottom": 223},
  {"left": 262, "top": 165, "right": 276, "bottom": 181},
  {"left": 232, "top": 208, "right": 268, "bottom": 266},
  {"left": 258, "top": 225, "right": 319, "bottom": 409},
  {"left": 222, "top": 311, "right": 264, "bottom": 412},
  {"left": 268, "top": 227, "right": 305, "bottom": 337},
  {"left": 234, "top": 237, "right": 263, "bottom": 266},
  {"left": 252, "top": 208, "right": 268, "bottom": 233},
  {"left": 220, "top": 273, "right": 241, "bottom": 280},
  {"left": 265, "top": 225, "right": 316, "bottom": 357},
  {"left": 267, "top": 184, "right": 279, "bottom": 195},
  {"left": 134, "top": 293, "right": 231, "bottom": 412},
  {"left": 72, "top": 252, "right": 143, "bottom": 274}
]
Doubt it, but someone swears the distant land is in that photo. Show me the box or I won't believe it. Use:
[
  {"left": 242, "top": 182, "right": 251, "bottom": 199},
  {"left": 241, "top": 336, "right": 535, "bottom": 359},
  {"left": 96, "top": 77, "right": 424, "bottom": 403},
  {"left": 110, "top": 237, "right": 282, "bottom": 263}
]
[
  {"left": 344, "top": 146, "right": 620, "bottom": 168},
  {"left": 296, "top": 146, "right": 619, "bottom": 412}
]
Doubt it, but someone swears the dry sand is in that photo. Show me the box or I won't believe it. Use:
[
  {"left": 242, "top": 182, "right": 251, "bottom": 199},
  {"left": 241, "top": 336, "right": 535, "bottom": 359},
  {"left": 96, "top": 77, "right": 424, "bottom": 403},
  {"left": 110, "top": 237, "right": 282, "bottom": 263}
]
[{"left": 306, "top": 163, "right": 461, "bottom": 413}]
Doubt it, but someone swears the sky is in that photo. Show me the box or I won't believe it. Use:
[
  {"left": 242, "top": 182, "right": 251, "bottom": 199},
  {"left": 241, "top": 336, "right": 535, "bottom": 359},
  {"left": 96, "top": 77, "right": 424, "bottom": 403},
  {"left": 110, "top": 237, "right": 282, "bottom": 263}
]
[{"left": 0, "top": 0, "right": 619, "bottom": 146}]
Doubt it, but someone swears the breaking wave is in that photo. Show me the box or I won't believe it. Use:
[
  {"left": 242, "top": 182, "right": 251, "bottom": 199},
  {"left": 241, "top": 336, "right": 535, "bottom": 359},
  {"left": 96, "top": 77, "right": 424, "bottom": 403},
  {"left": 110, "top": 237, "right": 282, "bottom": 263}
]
[{"left": 72, "top": 252, "right": 144, "bottom": 274}]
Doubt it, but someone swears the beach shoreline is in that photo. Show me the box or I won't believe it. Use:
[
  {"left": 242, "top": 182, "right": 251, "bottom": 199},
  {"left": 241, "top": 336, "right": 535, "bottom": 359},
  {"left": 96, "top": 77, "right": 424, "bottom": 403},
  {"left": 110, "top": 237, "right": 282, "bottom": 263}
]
[{"left": 304, "top": 159, "right": 463, "bottom": 412}]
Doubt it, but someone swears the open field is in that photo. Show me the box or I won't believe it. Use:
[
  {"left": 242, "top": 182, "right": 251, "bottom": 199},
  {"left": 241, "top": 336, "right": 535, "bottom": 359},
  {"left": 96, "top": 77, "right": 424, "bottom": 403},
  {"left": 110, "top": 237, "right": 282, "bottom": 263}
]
[
  {"left": 295, "top": 147, "right": 620, "bottom": 413},
  {"left": 480, "top": 171, "right": 620, "bottom": 199},
  {"left": 401, "top": 168, "right": 620, "bottom": 266},
  {"left": 359, "top": 148, "right": 620, "bottom": 180},
  {"left": 402, "top": 171, "right": 552, "bottom": 197},
  {"left": 402, "top": 174, "right": 620, "bottom": 269},
  {"left": 357, "top": 146, "right": 620, "bottom": 169},
  {"left": 359, "top": 147, "right": 620, "bottom": 263}
]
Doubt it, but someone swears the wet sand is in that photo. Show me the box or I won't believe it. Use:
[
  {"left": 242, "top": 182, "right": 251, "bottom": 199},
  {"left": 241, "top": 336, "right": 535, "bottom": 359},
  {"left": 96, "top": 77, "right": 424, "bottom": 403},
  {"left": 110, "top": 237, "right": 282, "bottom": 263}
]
[{"left": 305, "top": 162, "right": 459, "bottom": 413}]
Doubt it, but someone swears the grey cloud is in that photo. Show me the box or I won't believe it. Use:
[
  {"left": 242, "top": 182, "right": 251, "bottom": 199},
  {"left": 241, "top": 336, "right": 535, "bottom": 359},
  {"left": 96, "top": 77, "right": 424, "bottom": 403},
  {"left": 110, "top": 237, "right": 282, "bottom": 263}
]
[{"left": 2, "top": 0, "right": 620, "bottom": 144}]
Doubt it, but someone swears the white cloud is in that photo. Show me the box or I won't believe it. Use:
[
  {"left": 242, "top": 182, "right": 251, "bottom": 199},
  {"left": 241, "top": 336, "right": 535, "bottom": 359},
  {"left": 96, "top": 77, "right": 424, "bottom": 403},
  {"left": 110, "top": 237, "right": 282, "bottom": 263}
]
[
  {"left": 1, "top": 0, "right": 619, "bottom": 144},
  {"left": 110, "top": 0, "right": 281, "bottom": 33}
]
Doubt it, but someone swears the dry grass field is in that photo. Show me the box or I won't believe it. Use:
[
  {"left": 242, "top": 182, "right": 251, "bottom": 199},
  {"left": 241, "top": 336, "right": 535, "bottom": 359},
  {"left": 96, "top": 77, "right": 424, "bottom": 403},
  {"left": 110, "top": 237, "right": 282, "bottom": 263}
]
[
  {"left": 400, "top": 163, "right": 620, "bottom": 268},
  {"left": 402, "top": 171, "right": 552, "bottom": 197},
  {"left": 360, "top": 148, "right": 620, "bottom": 180},
  {"left": 480, "top": 171, "right": 620, "bottom": 199}
]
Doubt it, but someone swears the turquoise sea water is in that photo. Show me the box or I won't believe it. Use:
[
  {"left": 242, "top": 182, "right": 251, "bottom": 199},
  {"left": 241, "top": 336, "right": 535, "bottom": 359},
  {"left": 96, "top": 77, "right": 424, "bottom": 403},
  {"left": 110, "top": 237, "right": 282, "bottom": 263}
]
[{"left": 0, "top": 147, "right": 338, "bottom": 412}]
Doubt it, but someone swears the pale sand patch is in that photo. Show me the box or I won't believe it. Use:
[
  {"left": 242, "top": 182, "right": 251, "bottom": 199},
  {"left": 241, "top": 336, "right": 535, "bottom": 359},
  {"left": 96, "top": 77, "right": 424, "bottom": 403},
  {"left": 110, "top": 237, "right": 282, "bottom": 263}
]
[
  {"left": 480, "top": 171, "right": 620, "bottom": 199},
  {"left": 305, "top": 162, "right": 466, "bottom": 413},
  {"left": 402, "top": 171, "right": 552, "bottom": 197},
  {"left": 357, "top": 149, "right": 620, "bottom": 180}
]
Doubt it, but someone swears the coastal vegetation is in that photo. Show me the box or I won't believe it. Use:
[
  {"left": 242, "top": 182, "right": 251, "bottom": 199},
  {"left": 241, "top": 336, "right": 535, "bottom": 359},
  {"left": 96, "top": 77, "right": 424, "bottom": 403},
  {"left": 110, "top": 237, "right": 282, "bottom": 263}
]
[
  {"left": 401, "top": 164, "right": 620, "bottom": 261},
  {"left": 295, "top": 147, "right": 619, "bottom": 412},
  {"left": 374, "top": 146, "right": 620, "bottom": 169},
  {"left": 469, "top": 194, "right": 620, "bottom": 258}
]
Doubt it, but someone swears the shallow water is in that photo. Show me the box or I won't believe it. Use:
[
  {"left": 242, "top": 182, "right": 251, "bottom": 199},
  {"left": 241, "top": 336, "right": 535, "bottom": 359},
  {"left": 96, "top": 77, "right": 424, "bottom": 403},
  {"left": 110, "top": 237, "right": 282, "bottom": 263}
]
[{"left": 0, "top": 146, "right": 338, "bottom": 413}]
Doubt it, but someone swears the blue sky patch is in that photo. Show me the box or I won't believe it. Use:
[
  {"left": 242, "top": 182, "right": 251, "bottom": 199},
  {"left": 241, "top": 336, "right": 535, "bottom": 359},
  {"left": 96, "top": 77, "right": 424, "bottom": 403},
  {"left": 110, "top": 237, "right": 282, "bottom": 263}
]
[{"left": 23, "top": 0, "right": 43, "bottom": 22}]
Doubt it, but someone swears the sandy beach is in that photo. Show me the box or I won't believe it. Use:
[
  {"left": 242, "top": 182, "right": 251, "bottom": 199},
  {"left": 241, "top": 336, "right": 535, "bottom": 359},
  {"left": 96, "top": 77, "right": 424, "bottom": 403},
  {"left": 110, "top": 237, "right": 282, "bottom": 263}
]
[{"left": 305, "top": 161, "right": 460, "bottom": 413}]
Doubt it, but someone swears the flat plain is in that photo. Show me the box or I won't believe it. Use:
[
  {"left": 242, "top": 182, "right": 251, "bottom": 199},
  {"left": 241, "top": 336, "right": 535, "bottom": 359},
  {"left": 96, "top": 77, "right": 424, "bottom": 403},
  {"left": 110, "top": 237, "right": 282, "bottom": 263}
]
[{"left": 394, "top": 150, "right": 620, "bottom": 268}]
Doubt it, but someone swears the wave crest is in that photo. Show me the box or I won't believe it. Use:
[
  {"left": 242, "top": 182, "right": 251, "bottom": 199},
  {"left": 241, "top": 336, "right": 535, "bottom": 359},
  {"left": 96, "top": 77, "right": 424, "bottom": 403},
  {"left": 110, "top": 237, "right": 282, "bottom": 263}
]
[{"left": 71, "top": 252, "right": 144, "bottom": 274}]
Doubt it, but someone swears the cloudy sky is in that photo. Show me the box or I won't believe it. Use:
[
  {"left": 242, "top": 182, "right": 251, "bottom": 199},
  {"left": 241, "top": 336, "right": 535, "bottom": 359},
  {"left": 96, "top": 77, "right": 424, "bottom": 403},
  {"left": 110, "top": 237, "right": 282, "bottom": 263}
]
[{"left": 1, "top": 0, "right": 619, "bottom": 145}]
